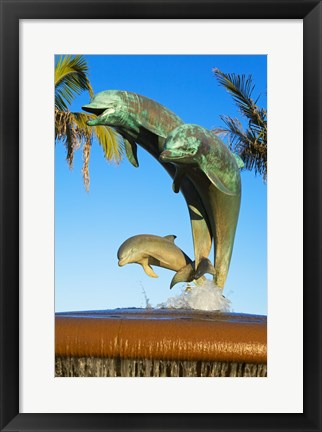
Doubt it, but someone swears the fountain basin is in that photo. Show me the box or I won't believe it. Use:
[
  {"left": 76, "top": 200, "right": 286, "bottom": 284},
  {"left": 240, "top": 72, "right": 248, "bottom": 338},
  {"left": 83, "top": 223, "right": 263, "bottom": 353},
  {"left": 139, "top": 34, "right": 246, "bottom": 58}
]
[{"left": 55, "top": 309, "right": 267, "bottom": 377}]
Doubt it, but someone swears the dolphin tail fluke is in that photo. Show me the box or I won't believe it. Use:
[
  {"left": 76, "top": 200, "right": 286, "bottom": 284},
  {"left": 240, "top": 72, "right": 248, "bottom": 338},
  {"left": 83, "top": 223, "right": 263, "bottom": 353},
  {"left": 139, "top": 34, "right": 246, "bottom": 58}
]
[
  {"left": 195, "top": 258, "right": 216, "bottom": 280},
  {"left": 170, "top": 262, "right": 207, "bottom": 289},
  {"left": 170, "top": 263, "right": 195, "bottom": 289}
]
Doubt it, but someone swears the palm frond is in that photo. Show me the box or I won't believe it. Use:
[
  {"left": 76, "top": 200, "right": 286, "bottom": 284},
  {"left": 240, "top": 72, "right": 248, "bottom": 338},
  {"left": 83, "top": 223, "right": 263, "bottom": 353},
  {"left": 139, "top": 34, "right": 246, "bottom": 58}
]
[
  {"left": 82, "top": 137, "right": 92, "bottom": 192},
  {"left": 73, "top": 113, "right": 124, "bottom": 163},
  {"left": 56, "top": 110, "right": 124, "bottom": 189},
  {"left": 55, "top": 55, "right": 124, "bottom": 190},
  {"left": 218, "top": 115, "right": 267, "bottom": 179},
  {"left": 213, "top": 67, "right": 267, "bottom": 181},
  {"left": 93, "top": 125, "right": 123, "bottom": 164},
  {"left": 55, "top": 55, "right": 94, "bottom": 111},
  {"left": 211, "top": 128, "right": 235, "bottom": 151},
  {"left": 213, "top": 68, "right": 266, "bottom": 131},
  {"left": 55, "top": 109, "right": 82, "bottom": 168},
  {"left": 212, "top": 127, "right": 231, "bottom": 137},
  {"left": 219, "top": 116, "right": 248, "bottom": 146},
  {"left": 213, "top": 68, "right": 254, "bottom": 100}
]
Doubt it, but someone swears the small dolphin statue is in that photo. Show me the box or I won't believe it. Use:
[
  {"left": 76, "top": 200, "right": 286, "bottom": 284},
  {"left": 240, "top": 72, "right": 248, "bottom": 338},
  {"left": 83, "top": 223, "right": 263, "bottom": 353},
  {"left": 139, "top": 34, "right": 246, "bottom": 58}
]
[
  {"left": 83, "top": 91, "right": 213, "bottom": 279},
  {"left": 117, "top": 234, "right": 213, "bottom": 289},
  {"left": 160, "top": 124, "right": 242, "bottom": 288}
]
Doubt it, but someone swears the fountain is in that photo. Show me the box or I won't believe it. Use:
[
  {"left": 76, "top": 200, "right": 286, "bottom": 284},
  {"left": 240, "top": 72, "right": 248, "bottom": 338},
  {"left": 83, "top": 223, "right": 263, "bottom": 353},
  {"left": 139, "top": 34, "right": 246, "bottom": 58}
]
[
  {"left": 55, "top": 308, "right": 267, "bottom": 377},
  {"left": 55, "top": 90, "right": 267, "bottom": 377}
]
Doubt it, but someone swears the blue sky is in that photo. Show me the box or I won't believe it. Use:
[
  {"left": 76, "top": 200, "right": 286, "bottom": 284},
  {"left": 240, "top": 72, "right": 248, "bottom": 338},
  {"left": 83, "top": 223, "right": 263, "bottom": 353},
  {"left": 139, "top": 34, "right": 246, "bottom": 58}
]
[{"left": 55, "top": 55, "right": 267, "bottom": 315}]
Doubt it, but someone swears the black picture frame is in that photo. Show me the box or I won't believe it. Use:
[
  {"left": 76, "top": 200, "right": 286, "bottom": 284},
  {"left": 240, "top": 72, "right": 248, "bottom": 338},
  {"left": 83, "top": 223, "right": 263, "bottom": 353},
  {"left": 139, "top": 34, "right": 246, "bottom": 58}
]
[{"left": 1, "top": 1, "right": 321, "bottom": 431}]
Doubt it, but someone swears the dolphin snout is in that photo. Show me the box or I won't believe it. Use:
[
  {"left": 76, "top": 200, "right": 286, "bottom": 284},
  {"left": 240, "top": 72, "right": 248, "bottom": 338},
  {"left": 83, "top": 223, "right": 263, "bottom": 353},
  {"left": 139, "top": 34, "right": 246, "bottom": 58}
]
[
  {"left": 118, "top": 258, "right": 126, "bottom": 267},
  {"left": 82, "top": 104, "right": 108, "bottom": 126},
  {"left": 82, "top": 104, "right": 106, "bottom": 115},
  {"left": 159, "top": 150, "right": 173, "bottom": 162}
]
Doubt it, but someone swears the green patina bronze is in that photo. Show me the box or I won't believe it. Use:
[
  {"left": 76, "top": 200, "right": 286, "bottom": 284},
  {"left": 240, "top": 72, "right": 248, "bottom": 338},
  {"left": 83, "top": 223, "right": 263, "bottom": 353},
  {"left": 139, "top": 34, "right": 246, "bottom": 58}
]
[
  {"left": 160, "top": 124, "right": 242, "bottom": 288},
  {"left": 83, "top": 91, "right": 242, "bottom": 289},
  {"left": 82, "top": 91, "right": 213, "bottom": 283}
]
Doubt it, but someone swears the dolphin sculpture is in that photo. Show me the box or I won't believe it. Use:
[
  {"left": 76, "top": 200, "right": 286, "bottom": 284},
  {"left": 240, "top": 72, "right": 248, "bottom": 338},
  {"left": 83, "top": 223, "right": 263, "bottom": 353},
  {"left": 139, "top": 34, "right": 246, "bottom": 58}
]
[
  {"left": 83, "top": 90, "right": 212, "bottom": 278},
  {"left": 160, "top": 124, "right": 242, "bottom": 288},
  {"left": 117, "top": 234, "right": 210, "bottom": 288}
]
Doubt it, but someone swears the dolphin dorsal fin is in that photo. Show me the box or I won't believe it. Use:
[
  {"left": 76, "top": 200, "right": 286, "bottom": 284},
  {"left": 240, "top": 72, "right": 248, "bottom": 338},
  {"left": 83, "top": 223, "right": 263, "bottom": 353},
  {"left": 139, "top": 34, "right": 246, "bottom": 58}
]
[{"left": 164, "top": 235, "right": 177, "bottom": 242}]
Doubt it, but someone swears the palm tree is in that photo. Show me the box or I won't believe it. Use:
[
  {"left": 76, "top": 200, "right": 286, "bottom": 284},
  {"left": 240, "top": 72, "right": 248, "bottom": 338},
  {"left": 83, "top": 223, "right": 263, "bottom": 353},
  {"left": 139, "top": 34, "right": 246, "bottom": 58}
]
[
  {"left": 55, "top": 55, "right": 123, "bottom": 190},
  {"left": 212, "top": 68, "right": 267, "bottom": 181}
]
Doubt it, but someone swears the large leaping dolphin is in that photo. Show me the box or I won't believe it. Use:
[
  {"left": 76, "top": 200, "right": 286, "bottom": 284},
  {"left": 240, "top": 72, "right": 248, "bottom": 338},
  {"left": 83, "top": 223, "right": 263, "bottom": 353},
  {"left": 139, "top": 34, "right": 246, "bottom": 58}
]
[
  {"left": 160, "top": 124, "right": 242, "bottom": 288},
  {"left": 117, "top": 234, "right": 211, "bottom": 289},
  {"left": 83, "top": 91, "right": 212, "bottom": 277}
]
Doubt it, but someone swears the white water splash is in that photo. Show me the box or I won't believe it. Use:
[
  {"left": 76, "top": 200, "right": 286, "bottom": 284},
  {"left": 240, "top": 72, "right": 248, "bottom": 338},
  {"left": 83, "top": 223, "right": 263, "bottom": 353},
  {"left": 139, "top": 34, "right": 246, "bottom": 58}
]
[
  {"left": 140, "top": 283, "right": 153, "bottom": 309},
  {"left": 156, "top": 279, "right": 231, "bottom": 312}
]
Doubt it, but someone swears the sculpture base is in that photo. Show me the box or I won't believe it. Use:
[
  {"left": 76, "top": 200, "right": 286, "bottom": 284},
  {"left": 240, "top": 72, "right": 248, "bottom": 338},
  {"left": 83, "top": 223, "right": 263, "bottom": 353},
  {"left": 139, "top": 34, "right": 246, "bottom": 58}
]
[{"left": 55, "top": 309, "right": 267, "bottom": 377}]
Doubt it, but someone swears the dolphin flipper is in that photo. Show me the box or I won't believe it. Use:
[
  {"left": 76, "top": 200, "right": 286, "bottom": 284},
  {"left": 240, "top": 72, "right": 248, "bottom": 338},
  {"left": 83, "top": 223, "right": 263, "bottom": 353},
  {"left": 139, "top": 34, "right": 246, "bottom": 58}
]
[
  {"left": 139, "top": 258, "right": 158, "bottom": 278},
  {"left": 124, "top": 138, "right": 139, "bottom": 168},
  {"left": 195, "top": 258, "right": 216, "bottom": 280},
  {"left": 172, "top": 167, "right": 186, "bottom": 193},
  {"left": 203, "top": 170, "right": 237, "bottom": 196}
]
